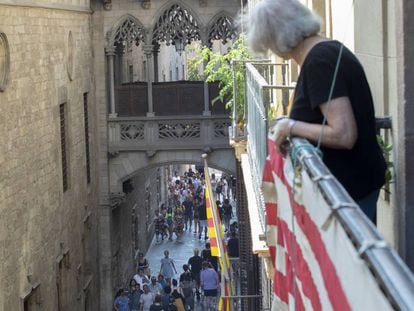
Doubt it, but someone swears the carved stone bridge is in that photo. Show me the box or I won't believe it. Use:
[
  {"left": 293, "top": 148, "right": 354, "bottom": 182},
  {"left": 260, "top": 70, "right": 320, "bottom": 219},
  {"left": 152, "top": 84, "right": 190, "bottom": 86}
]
[{"left": 108, "top": 113, "right": 235, "bottom": 194}]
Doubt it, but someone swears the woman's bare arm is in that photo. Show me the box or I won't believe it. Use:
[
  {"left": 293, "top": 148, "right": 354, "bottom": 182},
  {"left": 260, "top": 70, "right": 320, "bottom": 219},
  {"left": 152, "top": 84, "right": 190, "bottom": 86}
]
[{"left": 272, "top": 96, "right": 357, "bottom": 153}]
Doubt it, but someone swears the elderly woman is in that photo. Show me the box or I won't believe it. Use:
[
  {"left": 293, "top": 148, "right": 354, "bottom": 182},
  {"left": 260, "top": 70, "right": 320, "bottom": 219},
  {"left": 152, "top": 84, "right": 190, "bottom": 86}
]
[{"left": 247, "top": 0, "right": 386, "bottom": 223}]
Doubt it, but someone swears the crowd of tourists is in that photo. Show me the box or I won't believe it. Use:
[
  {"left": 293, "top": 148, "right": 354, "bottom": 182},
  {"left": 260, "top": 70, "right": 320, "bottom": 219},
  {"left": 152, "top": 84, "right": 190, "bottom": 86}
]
[{"left": 113, "top": 167, "right": 240, "bottom": 311}]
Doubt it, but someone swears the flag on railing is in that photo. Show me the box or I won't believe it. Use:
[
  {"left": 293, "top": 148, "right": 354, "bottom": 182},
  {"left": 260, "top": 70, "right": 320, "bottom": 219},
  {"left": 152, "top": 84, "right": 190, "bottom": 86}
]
[
  {"left": 261, "top": 138, "right": 394, "bottom": 310},
  {"left": 204, "top": 156, "right": 232, "bottom": 311}
]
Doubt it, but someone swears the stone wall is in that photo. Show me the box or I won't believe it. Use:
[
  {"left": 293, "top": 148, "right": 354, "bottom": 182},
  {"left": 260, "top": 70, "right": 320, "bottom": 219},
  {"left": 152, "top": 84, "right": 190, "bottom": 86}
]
[
  {"left": 111, "top": 167, "right": 162, "bottom": 289},
  {"left": 0, "top": 3, "right": 99, "bottom": 310}
]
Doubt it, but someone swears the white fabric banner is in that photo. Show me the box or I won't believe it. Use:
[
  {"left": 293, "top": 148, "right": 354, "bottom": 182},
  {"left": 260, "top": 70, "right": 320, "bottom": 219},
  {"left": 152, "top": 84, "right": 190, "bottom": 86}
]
[{"left": 262, "top": 139, "right": 393, "bottom": 311}]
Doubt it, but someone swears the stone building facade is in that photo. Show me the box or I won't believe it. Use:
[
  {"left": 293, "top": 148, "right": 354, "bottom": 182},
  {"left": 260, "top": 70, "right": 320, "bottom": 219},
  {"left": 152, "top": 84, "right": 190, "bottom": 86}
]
[{"left": 0, "top": 0, "right": 100, "bottom": 310}]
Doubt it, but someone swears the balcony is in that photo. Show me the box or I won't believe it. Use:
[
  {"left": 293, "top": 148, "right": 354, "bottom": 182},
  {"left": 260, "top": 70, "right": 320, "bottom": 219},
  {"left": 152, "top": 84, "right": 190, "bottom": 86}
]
[{"left": 237, "top": 61, "right": 414, "bottom": 309}]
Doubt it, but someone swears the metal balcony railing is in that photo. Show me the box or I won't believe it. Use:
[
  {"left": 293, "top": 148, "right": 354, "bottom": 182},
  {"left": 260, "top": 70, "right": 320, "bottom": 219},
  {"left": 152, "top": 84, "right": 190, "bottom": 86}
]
[
  {"left": 240, "top": 61, "right": 414, "bottom": 309},
  {"left": 243, "top": 62, "right": 295, "bottom": 231}
]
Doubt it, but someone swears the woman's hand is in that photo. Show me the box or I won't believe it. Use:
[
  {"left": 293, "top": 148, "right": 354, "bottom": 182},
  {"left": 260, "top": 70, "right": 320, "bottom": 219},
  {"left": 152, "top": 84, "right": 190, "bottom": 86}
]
[{"left": 270, "top": 118, "right": 292, "bottom": 155}]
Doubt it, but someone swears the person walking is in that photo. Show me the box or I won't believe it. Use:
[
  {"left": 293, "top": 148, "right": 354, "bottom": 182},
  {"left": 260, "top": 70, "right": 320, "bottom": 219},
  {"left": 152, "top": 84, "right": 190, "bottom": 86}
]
[
  {"left": 137, "top": 252, "right": 151, "bottom": 278},
  {"left": 182, "top": 196, "right": 193, "bottom": 232},
  {"left": 165, "top": 207, "right": 175, "bottom": 241},
  {"left": 149, "top": 294, "right": 164, "bottom": 311},
  {"left": 133, "top": 268, "right": 150, "bottom": 289},
  {"left": 188, "top": 248, "right": 203, "bottom": 300},
  {"left": 149, "top": 276, "right": 164, "bottom": 296},
  {"left": 200, "top": 261, "right": 219, "bottom": 311},
  {"left": 222, "top": 199, "right": 233, "bottom": 233},
  {"left": 114, "top": 288, "right": 131, "bottom": 311},
  {"left": 160, "top": 250, "right": 177, "bottom": 281},
  {"left": 179, "top": 265, "right": 194, "bottom": 311},
  {"left": 140, "top": 284, "right": 154, "bottom": 311},
  {"left": 198, "top": 198, "right": 208, "bottom": 240},
  {"left": 129, "top": 283, "right": 143, "bottom": 311}
]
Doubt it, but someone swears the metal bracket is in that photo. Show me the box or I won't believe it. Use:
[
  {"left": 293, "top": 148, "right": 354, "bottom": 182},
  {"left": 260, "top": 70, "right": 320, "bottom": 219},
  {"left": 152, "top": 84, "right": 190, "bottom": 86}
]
[{"left": 358, "top": 240, "right": 388, "bottom": 257}]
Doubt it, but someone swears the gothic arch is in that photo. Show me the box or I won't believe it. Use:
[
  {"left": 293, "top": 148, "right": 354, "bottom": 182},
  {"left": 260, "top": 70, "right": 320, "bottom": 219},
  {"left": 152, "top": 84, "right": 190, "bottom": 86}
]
[
  {"left": 151, "top": 1, "right": 203, "bottom": 46},
  {"left": 206, "top": 11, "right": 238, "bottom": 47},
  {"left": 107, "top": 14, "right": 147, "bottom": 50}
]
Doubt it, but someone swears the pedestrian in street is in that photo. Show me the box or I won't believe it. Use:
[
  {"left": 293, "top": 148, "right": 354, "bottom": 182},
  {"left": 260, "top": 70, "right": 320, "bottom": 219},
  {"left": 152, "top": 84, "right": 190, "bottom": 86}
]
[
  {"left": 173, "top": 206, "right": 184, "bottom": 241},
  {"left": 161, "top": 286, "right": 172, "bottom": 309},
  {"left": 179, "top": 265, "right": 194, "bottom": 311},
  {"left": 157, "top": 274, "right": 167, "bottom": 292},
  {"left": 154, "top": 211, "right": 167, "bottom": 244},
  {"left": 114, "top": 288, "right": 131, "bottom": 311},
  {"left": 137, "top": 252, "right": 151, "bottom": 278},
  {"left": 129, "top": 283, "right": 143, "bottom": 311},
  {"left": 198, "top": 198, "right": 208, "bottom": 240},
  {"left": 133, "top": 268, "right": 150, "bottom": 289},
  {"left": 166, "top": 296, "right": 178, "bottom": 311},
  {"left": 247, "top": 0, "right": 386, "bottom": 224},
  {"left": 192, "top": 196, "right": 200, "bottom": 235},
  {"left": 227, "top": 232, "right": 240, "bottom": 258},
  {"left": 149, "top": 294, "right": 164, "bottom": 311},
  {"left": 140, "top": 284, "right": 154, "bottom": 311},
  {"left": 166, "top": 207, "right": 175, "bottom": 241},
  {"left": 149, "top": 276, "right": 164, "bottom": 296},
  {"left": 201, "top": 243, "right": 218, "bottom": 271},
  {"left": 182, "top": 196, "right": 193, "bottom": 232},
  {"left": 200, "top": 261, "right": 219, "bottom": 311},
  {"left": 160, "top": 250, "right": 177, "bottom": 281},
  {"left": 222, "top": 198, "right": 233, "bottom": 232},
  {"left": 188, "top": 248, "right": 203, "bottom": 300},
  {"left": 170, "top": 279, "right": 185, "bottom": 311}
]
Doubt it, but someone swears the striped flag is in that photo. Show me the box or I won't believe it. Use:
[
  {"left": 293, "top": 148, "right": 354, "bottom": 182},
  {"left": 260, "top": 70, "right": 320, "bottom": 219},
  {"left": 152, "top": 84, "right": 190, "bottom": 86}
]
[
  {"left": 262, "top": 138, "right": 393, "bottom": 310},
  {"left": 204, "top": 158, "right": 232, "bottom": 311}
]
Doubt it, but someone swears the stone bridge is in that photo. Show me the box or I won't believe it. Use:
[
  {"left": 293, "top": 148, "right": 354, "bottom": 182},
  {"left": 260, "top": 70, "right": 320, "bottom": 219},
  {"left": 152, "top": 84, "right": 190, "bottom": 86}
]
[{"left": 108, "top": 114, "right": 236, "bottom": 195}]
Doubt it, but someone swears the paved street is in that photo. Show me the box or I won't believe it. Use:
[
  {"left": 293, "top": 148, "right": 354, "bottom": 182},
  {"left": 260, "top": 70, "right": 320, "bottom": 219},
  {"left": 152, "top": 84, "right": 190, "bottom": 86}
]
[{"left": 145, "top": 228, "right": 209, "bottom": 279}]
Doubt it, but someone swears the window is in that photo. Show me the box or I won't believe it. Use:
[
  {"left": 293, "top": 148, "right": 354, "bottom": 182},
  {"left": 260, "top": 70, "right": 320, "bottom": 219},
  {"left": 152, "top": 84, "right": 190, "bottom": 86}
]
[
  {"left": 83, "top": 94, "right": 91, "bottom": 184},
  {"left": 59, "top": 104, "right": 68, "bottom": 192}
]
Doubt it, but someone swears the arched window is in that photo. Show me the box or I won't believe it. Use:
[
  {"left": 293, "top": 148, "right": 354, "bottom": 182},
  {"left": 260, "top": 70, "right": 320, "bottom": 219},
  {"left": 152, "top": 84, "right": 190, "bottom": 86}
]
[
  {"left": 152, "top": 4, "right": 201, "bottom": 46},
  {"left": 208, "top": 14, "right": 238, "bottom": 47}
]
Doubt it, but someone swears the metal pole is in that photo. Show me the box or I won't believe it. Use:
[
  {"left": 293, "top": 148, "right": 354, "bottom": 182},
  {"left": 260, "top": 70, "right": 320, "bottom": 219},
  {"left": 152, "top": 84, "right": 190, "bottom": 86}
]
[{"left": 203, "top": 154, "right": 233, "bottom": 311}]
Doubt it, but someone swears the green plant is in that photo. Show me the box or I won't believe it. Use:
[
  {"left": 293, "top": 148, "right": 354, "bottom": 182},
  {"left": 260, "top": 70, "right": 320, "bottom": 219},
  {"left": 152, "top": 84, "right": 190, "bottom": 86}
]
[
  {"left": 377, "top": 134, "right": 394, "bottom": 194},
  {"left": 187, "top": 34, "right": 253, "bottom": 123}
]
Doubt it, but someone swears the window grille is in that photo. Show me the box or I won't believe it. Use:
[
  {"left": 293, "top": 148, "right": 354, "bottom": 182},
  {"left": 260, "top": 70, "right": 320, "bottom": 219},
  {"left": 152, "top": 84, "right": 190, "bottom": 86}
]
[
  {"left": 83, "top": 93, "right": 91, "bottom": 184},
  {"left": 60, "top": 104, "right": 68, "bottom": 192}
]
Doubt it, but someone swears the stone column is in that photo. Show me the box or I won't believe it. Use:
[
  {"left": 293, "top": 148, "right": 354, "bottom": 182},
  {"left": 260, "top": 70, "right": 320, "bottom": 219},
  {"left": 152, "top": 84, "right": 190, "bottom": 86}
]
[
  {"left": 115, "top": 44, "right": 124, "bottom": 86},
  {"left": 153, "top": 43, "right": 160, "bottom": 83},
  {"left": 106, "top": 47, "right": 117, "bottom": 117},
  {"left": 201, "top": 31, "right": 211, "bottom": 116},
  {"left": 143, "top": 44, "right": 154, "bottom": 117},
  {"left": 396, "top": 0, "right": 414, "bottom": 270}
]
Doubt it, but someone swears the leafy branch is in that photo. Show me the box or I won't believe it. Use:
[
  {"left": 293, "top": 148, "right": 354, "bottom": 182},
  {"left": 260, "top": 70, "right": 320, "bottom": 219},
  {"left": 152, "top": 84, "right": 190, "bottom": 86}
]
[{"left": 187, "top": 35, "right": 253, "bottom": 123}]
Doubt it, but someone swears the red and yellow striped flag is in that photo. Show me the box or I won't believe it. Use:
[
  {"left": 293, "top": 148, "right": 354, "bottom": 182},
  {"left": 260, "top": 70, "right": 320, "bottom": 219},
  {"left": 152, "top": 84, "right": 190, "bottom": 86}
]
[{"left": 204, "top": 157, "right": 233, "bottom": 311}]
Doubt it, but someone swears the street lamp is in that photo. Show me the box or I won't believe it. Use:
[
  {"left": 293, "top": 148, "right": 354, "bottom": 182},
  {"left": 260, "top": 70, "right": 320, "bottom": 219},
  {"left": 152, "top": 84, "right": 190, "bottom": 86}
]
[{"left": 173, "top": 37, "right": 185, "bottom": 55}]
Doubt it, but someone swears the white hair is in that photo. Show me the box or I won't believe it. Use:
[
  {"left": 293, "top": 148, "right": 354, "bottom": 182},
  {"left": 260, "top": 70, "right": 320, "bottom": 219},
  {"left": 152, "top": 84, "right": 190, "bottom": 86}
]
[{"left": 247, "top": 0, "right": 321, "bottom": 55}]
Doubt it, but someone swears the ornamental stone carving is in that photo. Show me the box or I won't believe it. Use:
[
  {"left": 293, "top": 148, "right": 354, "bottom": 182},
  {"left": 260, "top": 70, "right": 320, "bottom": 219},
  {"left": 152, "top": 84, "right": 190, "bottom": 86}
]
[
  {"left": 109, "top": 193, "right": 126, "bottom": 209},
  {"left": 152, "top": 4, "right": 201, "bottom": 45},
  {"left": 208, "top": 14, "right": 237, "bottom": 46},
  {"left": 103, "top": 0, "right": 112, "bottom": 10},
  {"left": 111, "top": 15, "right": 146, "bottom": 49},
  {"left": 0, "top": 32, "right": 10, "bottom": 92}
]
